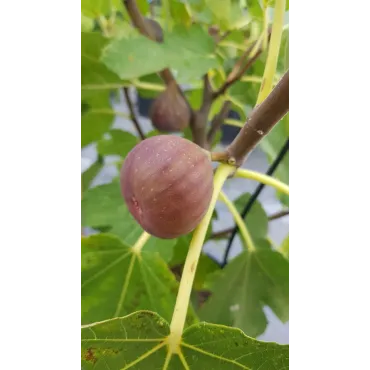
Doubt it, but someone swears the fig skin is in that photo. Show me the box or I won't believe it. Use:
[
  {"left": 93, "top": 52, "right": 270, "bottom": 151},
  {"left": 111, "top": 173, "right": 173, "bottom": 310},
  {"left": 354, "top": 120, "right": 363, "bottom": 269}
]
[
  {"left": 120, "top": 135, "right": 214, "bottom": 239},
  {"left": 149, "top": 81, "right": 191, "bottom": 132}
]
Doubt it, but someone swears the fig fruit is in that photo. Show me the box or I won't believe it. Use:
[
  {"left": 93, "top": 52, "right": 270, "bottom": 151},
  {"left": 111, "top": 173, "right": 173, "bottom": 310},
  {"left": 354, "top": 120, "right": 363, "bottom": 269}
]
[
  {"left": 144, "top": 17, "right": 163, "bottom": 43},
  {"left": 149, "top": 81, "right": 191, "bottom": 132},
  {"left": 120, "top": 135, "right": 214, "bottom": 239}
]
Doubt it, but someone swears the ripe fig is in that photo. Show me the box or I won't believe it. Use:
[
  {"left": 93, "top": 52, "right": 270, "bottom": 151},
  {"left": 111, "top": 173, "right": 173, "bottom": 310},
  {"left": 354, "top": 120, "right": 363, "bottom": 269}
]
[
  {"left": 120, "top": 135, "right": 214, "bottom": 239},
  {"left": 144, "top": 17, "right": 163, "bottom": 43},
  {"left": 149, "top": 81, "right": 191, "bottom": 132}
]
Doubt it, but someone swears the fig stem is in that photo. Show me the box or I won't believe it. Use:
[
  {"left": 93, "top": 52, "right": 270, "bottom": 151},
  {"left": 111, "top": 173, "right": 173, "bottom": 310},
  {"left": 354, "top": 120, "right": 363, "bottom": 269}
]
[
  {"left": 235, "top": 168, "right": 289, "bottom": 195},
  {"left": 210, "top": 151, "right": 235, "bottom": 165},
  {"left": 218, "top": 191, "right": 256, "bottom": 252},
  {"left": 131, "top": 231, "right": 151, "bottom": 254},
  {"left": 168, "top": 163, "right": 235, "bottom": 353}
]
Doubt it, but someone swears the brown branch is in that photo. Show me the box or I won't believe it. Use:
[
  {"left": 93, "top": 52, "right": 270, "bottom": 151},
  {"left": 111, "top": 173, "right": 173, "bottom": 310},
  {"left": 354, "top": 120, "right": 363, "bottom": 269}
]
[
  {"left": 226, "top": 70, "right": 289, "bottom": 166},
  {"left": 190, "top": 74, "right": 214, "bottom": 148},
  {"left": 123, "top": 87, "right": 146, "bottom": 140},
  {"left": 211, "top": 209, "right": 289, "bottom": 239},
  {"left": 207, "top": 100, "right": 232, "bottom": 145},
  {"left": 213, "top": 28, "right": 272, "bottom": 100},
  {"left": 268, "top": 209, "right": 289, "bottom": 221}
]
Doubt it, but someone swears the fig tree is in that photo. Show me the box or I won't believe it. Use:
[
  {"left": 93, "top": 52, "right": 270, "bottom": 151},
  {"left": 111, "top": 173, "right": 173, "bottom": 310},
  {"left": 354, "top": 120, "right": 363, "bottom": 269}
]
[
  {"left": 149, "top": 81, "right": 191, "bottom": 132},
  {"left": 120, "top": 135, "right": 214, "bottom": 239}
]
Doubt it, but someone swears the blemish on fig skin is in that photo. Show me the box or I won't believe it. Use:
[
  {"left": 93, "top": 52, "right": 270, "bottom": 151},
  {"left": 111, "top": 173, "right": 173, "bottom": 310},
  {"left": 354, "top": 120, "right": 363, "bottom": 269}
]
[{"left": 131, "top": 196, "right": 143, "bottom": 216}]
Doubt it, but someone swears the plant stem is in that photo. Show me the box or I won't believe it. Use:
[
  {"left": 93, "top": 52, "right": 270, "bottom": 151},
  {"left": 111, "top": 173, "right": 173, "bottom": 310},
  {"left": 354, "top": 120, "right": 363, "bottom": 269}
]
[
  {"left": 213, "top": 30, "right": 270, "bottom": 99},
  {"left": 224, "top": 118, "right": 244, "bottom": 128},
  {"left": 132, "top": 79, "right": 165, "bottom": 91},
  {"left": 207, "top": 100, "right": 232, "bottom": 145},
  {"left": 210, "top": 209, "right": 289, "bottom": 239},
  {"left": 269, "top": 209, "right": 289, "bottom": 221},
  {"left": 235, "top": 168, "right": 289, "bottom": 195},
  {"left": 190, "top": 74, "right": 214, "bottom": 148},
  {"left": 132, "top": 231, "right": 151, "bottom": 254},
  {"left": 123, "top": 87, "right": 146, "bottom": 140},
  {"left": 210, "top": 151, "right": 234, "bottom": 164},
  {"left": 168, "top": 163, "right": 235, "bottom": 353},
  {"left": 225, "top": 70, "right": 289, "bottom": 166},
  {"left": 222, "top": 139, "right": 289, "bottom": 266},
  {"left": 256, "top": 0, "right": 286, "bottom": 105},
  {"left": 219, "top": 191, "right": 255, "bottom": 251}
]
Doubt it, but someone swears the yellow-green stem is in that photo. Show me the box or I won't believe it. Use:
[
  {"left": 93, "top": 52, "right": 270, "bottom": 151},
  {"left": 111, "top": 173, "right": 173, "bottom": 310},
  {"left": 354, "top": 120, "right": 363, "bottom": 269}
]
[
  {"left": 168, "top": 164, "right": 235, "bottom": 353},
  {"left": 263, "top": 3, "right": 269, "bottom": 51},
  {"left": 256, "top": 0, "right": 286, "bottom": 105},
  {"left": 235, "top": 168, "right": 289, "bottom": 195},
  {"left": 132, "top": 231, "right": 151, "bottom": 254},
  {"left": 97, "top": 16, "right": 110, "bottom": 37},
  {"left": 224, "top": 119, "right": 244, "bottom": 128},
  {"left": 132, "top": 79, "right": 166, "bottom": 91},
  {"left": 219, "top": 191, "right": 255, "bottom": 251}
]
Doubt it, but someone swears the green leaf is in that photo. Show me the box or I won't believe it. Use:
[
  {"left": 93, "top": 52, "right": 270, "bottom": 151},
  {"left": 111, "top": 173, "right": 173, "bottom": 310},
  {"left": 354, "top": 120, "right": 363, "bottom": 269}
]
[
  {"left": 81, "top": 0, "right": 122, "bottom": 18},
  {"left": 259, "top": 114, "right": 289, "bottom": 206},
  {"left": 247, "top": 0, "right": 264, "bottom": 20},
  {"left": 188, "top": 0, "right": 214, "bottom": 25},
  {"left": 81, "top": 182, "right": 177, "bottom": 262},
  {"left": 81, "top": 32, "right": 121, "bottom": 90},
  {"left": 193, "top": 254, "right": 220, "bottom": 290},
  {"left": 234, "top": 193, "right": 269, "bottom": 241},
  {"left": 82, "top": 157, "right": 104, "bottom": 192},
  {"left": 206, "top": 0, "right": 231, "bottom": 29},
  {"left": 82, "top": 234, "right": 195, "bottom": 325},
  {"left": 229, "top": 80, "right": 259, "bottom": 109},
  {"left": 163, "top": 24, "right": 219, "bottom": 83},
  {"left": 277, "top": 28, "right": 289, "bottom": 72},
  {"left": 279, "top": 234, "right": 289, "bottom": 259},
  {"left": 137, "top": 0, "right": 149, "bottom": 15},
  {"left": 81, "top": 91, "right": 115, "bottom": 148},
  {"left": 199, "top": 240, "right": 289, "bottom": 337},
  {"left": 97, "top": 129, "right": 139, "bottom": 158},
  {"left": 102, "top": 35, "right": 170, "bottom": 80},
  {"left": 102, "top": 24, "right": 219, "bottom": 82},
  {"left": 169, "top": 0, "right": 192, "bottom": 26},
  {"left": 81, "top": 13, "right": 94, "bottom": 32},
  {"left": 81, "top": 311, "right": 289, "bottom": 369}
]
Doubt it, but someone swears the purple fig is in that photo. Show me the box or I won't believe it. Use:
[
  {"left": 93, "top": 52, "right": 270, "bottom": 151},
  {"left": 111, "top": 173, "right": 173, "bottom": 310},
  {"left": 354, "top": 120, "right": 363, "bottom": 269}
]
[
  {"left": 149, "top": 81, "right": 191, "bottom": 132},
  {"left": 144, "top": 17, "right": 163, "bottom": 43},
  {"left": 120, "top": 135, "right": 214, "bottom": 239}
]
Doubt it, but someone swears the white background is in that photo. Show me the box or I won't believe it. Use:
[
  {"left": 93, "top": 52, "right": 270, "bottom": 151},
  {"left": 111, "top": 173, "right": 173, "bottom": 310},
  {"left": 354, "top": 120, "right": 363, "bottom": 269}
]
[{"left": 1, "top": 0, "right": 370, "bottom": 369}]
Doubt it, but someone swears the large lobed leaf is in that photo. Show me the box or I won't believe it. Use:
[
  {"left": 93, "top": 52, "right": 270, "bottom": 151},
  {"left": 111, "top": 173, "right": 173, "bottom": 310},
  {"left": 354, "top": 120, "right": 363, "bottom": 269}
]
[
  {"left": 199, "top": 240, "right": 289, "bottom": 338},
  {"left": 81, "top": 32, "right": 121, "bottom": 147},
  {"left": 81, "top": 0, "right": 122, "bottom": 19},
  {"left": 102, "top": 24, "right": 219, "bottom": 83},
  {"left": 81, "top": 311, "right": 289, "bottom": 369},
  {"left": 82, "top": 234, "right": 194, "bottom": 325},
  {"left": 81, "top": 183, "right": 177, "bottom": 263}
]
